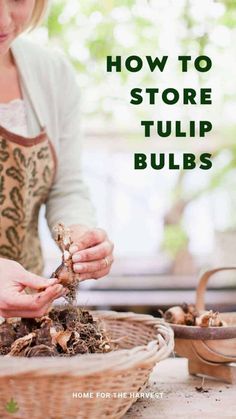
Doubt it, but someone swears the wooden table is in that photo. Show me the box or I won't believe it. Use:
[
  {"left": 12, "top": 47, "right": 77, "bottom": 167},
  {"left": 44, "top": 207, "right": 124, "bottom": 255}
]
[{"left": 124, "top": 358, "right": 236, "bottom": 418}]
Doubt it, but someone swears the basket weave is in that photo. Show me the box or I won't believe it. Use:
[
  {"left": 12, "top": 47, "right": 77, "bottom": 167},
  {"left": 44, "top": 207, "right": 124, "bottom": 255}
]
[{"left": 0, "top": 310, "right": 174, "bottom": 419}]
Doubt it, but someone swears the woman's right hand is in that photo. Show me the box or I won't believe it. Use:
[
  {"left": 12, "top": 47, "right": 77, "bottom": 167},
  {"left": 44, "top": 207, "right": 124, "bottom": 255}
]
[{"left": 0, "top": 259, "right": 67, "bottom": 318}]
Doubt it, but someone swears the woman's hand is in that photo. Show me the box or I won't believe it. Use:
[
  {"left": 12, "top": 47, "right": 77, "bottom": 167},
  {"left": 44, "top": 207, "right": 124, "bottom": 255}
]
[
  {"left": 68, "top": 225, "right": 114, "bottom": 281},
  {"left": 0, "top": 259, "right": 67, "bottom": 318}
]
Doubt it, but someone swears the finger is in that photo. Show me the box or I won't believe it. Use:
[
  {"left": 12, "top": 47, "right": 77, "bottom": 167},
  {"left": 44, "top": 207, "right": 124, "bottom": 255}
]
[
  {"left": 72, "top": 240, "right": 114, "bottom": 263},
  {"left": 1, "top": 284, "right": 66, "bottom": 311},
  {"left": 1, "top": 287, "right": 68, "bottom": 318},
  {"left": 78, "top": 267, "right": 111, "bottom": 282},
  {"left": 69, "top": 228, "right": 106, "bottom": 253},
  {"left": 1, "top": 288, "right": 68, "bottom": 318},
  {"left": 1, "top": 303, "right": 52, "bottom": 319},
  {"left": 73, "top": 255, "right": 114, "bottom": 274},
  {"left": 19, "top": 272, "right": 59, "bottom": 290}
]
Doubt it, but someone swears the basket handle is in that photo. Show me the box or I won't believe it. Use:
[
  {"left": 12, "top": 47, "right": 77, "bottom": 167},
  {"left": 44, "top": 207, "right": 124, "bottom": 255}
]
[{"left": 196, "top": 267, "right": 236, "bottom": 311}]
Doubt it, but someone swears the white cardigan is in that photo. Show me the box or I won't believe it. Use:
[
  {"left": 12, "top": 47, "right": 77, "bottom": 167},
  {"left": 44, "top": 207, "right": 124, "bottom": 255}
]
[{"left": 11, "top": 36, "right": 96, "bottom": 232}]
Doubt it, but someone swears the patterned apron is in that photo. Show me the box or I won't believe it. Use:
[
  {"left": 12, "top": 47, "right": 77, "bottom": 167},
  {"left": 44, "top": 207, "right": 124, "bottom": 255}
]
[{"left": 0, "top": 124, "right": 57, "bottom": 275}]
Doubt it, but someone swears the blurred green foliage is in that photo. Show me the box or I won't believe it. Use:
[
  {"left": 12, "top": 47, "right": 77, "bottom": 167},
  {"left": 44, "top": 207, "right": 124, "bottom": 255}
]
[
  {"left": 162, "top": 224, "right": 189, "bottom": 257},
  {"left": 44, "top": 0, "right": 236, "bottom": 126},
  {"left": 46, "top": 0, "right": 235, "bottom": 67},
  {"left": 220, "top": 0, "right": 236, "bottom": 27}
]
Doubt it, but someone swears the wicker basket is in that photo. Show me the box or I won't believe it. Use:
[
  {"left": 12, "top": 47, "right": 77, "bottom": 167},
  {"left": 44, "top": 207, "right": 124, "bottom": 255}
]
[
  {"left": 0, "top": 310, "right": 174, "bottom": 419},
  {"left": 171, "top": 267, "right": 236, "bottom": 383}
]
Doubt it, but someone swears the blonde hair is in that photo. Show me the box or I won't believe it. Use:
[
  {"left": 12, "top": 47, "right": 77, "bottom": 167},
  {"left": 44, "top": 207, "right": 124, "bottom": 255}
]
[{"left": 28, "top": 0, "right": 50, "bottom": 31}]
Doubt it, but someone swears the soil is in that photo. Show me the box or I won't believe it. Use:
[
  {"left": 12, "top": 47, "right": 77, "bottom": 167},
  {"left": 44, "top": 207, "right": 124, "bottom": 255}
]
[
  {"left": 0, "top": 224, "right": 113, "bottom": 358},
  {"left": 0, "top": 306, "right": 112, "bottom": 357}
]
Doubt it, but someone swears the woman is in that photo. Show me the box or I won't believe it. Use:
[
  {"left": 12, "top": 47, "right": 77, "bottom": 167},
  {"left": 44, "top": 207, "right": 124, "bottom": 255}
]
[{"left": 0, "top": 0, "right": 114, "bottom": 318}]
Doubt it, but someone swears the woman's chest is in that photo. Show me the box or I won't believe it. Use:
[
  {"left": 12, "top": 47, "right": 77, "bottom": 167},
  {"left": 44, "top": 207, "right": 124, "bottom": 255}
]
[
  {"left": 0, "top": 66, "right": 22, "bottom": 103},
  {"left": 0, "top": 99, "right": 28, "bottom": 137}
]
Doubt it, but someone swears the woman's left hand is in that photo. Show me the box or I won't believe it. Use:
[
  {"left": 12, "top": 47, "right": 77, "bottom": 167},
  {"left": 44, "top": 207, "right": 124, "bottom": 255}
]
[{"left": 68, "top": 225, "right": 114, "bottom": 281}]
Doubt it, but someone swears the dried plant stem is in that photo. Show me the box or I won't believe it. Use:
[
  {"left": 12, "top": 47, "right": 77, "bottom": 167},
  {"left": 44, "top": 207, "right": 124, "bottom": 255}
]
[{"left": 51, "top": 223, "right": 78, "bottom": 305}]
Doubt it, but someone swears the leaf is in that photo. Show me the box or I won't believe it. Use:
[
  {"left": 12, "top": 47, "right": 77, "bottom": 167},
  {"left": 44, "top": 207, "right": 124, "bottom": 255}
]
[
  {"left": 0, "top": 245, "right": 16, "bottom": 259},
  {"left": 10, "top": 187, "right": 23, "bottom": 210},
  {"left": 37, "top": 147, "right": 49, "bottom": 160},
  {"left": 6, "top": 167, "right": 24, "bottom": 185},
  {"left": 2, "top": 208, "right": 21, "bottom": 224},
  {"left": 5, "top": 398, "right": 19, "bottom": 414},
  {"left": 6, "top": 227, "right": 21, "bottom": 248},
  {"left": 0, "top": 138, "right": 7, "bottom": 149},
  {"left": 26, "top": 161, "right": 38, "bottom": 188},
  {"left": 0, "top": 150, "right": 9, "bottom": 162},
  {"left": 0, "top": 139, "right": 9, "bottom": 161},
  {"left": 31, "top": 160, "right": 37, "bottom": 177},
  {"left": 43, "top": 166, "right": 52, "bottom": 184},
  {"left": 0, "top": 175, "right": 4, "bottom": 192},
  {"left": 14, "top": 148, "right": 26, "bottom": 168}
]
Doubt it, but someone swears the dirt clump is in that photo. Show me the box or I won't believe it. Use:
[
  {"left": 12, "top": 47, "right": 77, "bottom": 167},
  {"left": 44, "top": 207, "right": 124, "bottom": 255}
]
[{"left": 0, "top": 307, "right": 112, "bottom": 357}]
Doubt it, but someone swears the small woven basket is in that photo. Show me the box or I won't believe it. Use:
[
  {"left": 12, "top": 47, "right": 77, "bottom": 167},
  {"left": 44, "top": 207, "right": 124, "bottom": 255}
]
[{"left": 0, "top": 310, "right": 174, "bottom": 419}]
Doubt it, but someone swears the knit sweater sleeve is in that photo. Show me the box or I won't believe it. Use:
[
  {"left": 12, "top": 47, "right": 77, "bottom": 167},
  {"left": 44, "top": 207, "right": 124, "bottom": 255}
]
[{"left": 45, "top": 54, "right": 97, "bottom": 231}]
